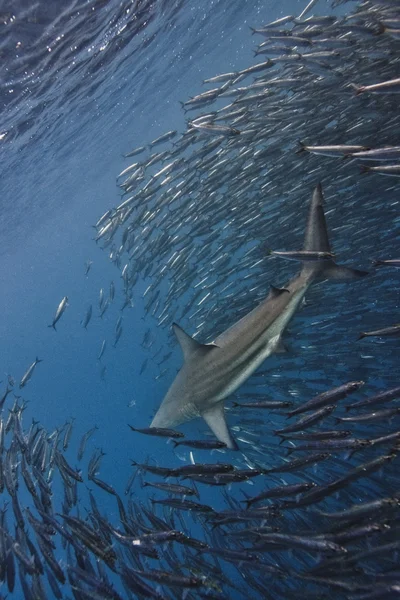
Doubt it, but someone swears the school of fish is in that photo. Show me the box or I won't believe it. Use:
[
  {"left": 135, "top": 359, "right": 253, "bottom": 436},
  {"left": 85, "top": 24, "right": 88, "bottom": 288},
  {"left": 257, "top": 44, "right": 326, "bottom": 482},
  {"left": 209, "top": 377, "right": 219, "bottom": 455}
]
[{"left": 1, "top": 0, "right": 400, "bottom": 598}]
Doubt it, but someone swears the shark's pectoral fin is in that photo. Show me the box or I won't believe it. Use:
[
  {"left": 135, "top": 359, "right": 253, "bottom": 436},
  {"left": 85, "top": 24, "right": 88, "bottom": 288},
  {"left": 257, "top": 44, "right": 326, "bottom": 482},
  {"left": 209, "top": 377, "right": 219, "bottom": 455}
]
[
  {"left": 172, "top": 323, "right": 218, "bottom": 362},
  {"left": 201, "top": 404, "right": 238, "bottom": 450},
  {"left": 274, "top": 337, "right": 289, "bottom": 353}
]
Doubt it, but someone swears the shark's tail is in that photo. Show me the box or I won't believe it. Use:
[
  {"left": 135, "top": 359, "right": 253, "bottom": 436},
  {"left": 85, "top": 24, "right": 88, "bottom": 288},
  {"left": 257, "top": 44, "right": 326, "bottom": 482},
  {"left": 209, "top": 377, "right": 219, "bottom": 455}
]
[{"left": 301, "top": 183, "right": 368, "bottom": 282}]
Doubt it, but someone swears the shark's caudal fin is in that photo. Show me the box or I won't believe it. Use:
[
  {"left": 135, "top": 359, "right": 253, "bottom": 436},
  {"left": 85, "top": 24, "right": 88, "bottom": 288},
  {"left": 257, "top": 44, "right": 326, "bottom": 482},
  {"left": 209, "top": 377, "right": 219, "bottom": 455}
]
[{"left": 303, "top": 183, "right": 368, "bottom": 281}]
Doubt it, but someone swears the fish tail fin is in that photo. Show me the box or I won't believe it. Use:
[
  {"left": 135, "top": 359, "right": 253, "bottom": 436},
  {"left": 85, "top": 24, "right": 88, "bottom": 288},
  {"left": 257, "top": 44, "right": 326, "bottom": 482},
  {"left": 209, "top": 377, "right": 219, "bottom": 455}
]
[
  {"left": 296, "top": 140, "right": 306, "bottom": 154},
  {"left": 376, "top": 23, "right": 385, "bottom": 35},
  {"left": 349, "top": 83, "right": 363, "bottom": 95},
  {"left": 360, "top": 165, "right": 370, "bottom": 174},
  {"left": 192, "top": 481, "right": 200, "bottom": 499},
  {"left": 35, "top": 357, "right": 43, "bottom": 363},
  {"left": 302, "top": 183, "right": 369, "bottom": 282},
  {"left": 48, "top": 324, "right": 56, "bottom": 330},
  {"left": 172, "top": 440, "right": 179, "bottom": 448},
  {"left": 357, "top": 332, "right": 367, "bottom": 341},
  {"left": 249, "top": 26, "right": 257, "bottom": 35}
]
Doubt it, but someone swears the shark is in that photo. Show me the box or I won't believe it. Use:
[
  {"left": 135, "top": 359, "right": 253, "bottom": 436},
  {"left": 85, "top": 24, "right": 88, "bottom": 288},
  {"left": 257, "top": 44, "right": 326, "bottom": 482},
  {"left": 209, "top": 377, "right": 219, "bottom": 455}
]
[{"left": 150, "top": 184, "right": 367, "bottom": 449}]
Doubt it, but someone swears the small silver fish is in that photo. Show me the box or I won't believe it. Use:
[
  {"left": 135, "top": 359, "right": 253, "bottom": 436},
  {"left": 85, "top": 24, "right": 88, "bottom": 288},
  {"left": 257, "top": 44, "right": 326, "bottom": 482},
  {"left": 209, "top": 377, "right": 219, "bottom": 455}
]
[
  {"left": 19, "top": 357, "right": 43, "bottom": 389},
  {"left": 360, "top": 164, "right": 400, "bottom": 177},
  {"left": 98, "top": 340, "right": 107, "bottom": 361},
  {"left": 189, "top": 121, "right": 240, "bottom": 136},
  {"left": 351, "top": 77, "right": 400, "bottom": 95},
  {"left": 358, "top": 324, "right": 400, "bottom": 340},
  {"left": 271, "top": 250, "right": 335, "bottom": 262},
  {"left": 297, "top": 142, "right": 369, "bottom": 157},
  {"left": 372, "top": 259, "right": 400, "bottom": 268},
  {"left": 82, "top": 305, "right": 92, "bottom": 329},
  {"left": 123, "top": 145, "right": 146, "bottom": 158},
  {"left": 48, "top": 296, "right": 68, "bottom": 331}
]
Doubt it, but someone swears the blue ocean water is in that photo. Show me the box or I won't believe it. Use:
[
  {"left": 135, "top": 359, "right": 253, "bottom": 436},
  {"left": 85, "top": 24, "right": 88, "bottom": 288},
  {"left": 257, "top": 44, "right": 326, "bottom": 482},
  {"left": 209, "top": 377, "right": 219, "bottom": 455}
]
[{"left": 1, "top": 0, "right": 400, "bottom": 598}]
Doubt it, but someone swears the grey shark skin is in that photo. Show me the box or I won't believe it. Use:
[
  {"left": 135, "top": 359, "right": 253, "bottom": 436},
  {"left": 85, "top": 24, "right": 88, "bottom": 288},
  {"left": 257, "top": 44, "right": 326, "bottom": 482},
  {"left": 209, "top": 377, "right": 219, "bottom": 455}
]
[{"left": 150, "top": 184, "right": 367, "bottom": 449}]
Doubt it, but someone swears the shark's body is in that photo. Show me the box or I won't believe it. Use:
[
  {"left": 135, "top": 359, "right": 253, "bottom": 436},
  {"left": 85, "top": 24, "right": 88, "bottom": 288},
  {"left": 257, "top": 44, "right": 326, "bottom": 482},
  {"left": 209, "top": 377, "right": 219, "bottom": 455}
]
[{"left": 150, "top": 184, "right": 367, "bottom": 449}]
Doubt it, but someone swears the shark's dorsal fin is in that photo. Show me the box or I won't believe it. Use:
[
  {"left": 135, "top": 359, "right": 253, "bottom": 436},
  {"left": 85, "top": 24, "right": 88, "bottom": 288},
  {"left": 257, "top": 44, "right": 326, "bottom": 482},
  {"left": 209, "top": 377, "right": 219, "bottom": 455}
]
[
  {"left": 201, "top": 403, "right": 238, "bottom": 450},
  {"left": 269, "top": 285, "right": 290, "bottom": 298},
  {"left": 172, "top": 323, "right": 217, "bottom": 362}
]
